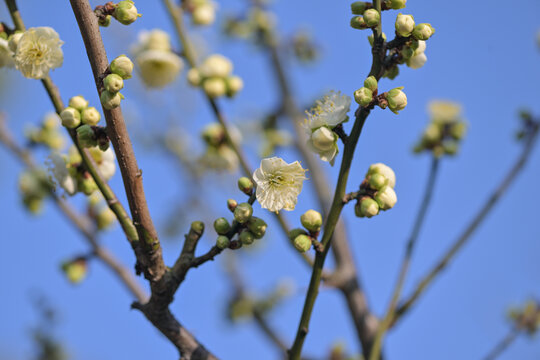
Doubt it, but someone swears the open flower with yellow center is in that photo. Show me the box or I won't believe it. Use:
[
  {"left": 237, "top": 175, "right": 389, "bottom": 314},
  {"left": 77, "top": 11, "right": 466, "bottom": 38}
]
[
  {"left": 253, "top": 157, "right": 307, "bottom": 213},
  {"left": 13, "top": 27, "right": 63, "bottom": 79}
]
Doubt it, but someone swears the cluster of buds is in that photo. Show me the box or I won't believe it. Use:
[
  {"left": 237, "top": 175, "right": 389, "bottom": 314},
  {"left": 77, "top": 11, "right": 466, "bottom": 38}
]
[
  {"left": 354, "top": 76, "right": 408, "bottom": 114},
  {"left": 87, "top": 192, "right": 117, "bottom": 230},
  {"left": 18, "top": 169, "right": 53, "bottom": 214},
  {"left": 507, "top": 300, "right": 540, "bottom": 335},
  {"left": 59, "top": 95, "right": 109, "bottom": 151},
  {"left": 187, "top": 54, "right": 243, "bottom": 98},
  {"left": 131, "top": 29, "right": 184, "bottom": 88},
  {"left": 394, "top": 14, "right": 434, "bottom": 40},
  {"left": 350, "top": 3, "right": 381, "bottom": 29},
  {"left": 61, "top": 257, "right": 88, "bottom": 284},
  {"left": 94, "top": 1, "right": 141, "bottom": 27},
  {"left": 25, "top": 113, "right": 65, "bottom": 150},
  {"left": 182, "top": 0, "right": 218, "bottom": 26},
  {"left": 288, "top": 209, "right": 323, "bottom": 253},
  {"left": 354, "top": 163, "right": 397, "bottom": 218},
  {"left": 413, "top": 101, "right": 467, "bottom": 157},
  {"left": 100, "top": 55, "right": 134, "bottom": 109},
  {"left": 223, "top": 8, "right": 277, "bottom": 45},
  {"left": 199, "top": 123, "right": 240, "bottom": 172}
]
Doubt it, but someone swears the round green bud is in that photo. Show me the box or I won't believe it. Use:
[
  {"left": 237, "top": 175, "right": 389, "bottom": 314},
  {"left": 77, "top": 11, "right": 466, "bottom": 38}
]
[
  {"left": 96, "top": 208, "right": 116, "bottom": 230},
  {"left": 387, "top": 87, "right": 407, "bottom": 114},
  {"left": 449, "top": 122, "right": 467, "bottom": 140},
  {"left": 234, "top": 202, "right": 253, "bottom": 224},
  {"left": 363, "top": 9, "right": 380, "bottom": 27},
  {"left": 61, "top": 259, "right": 88, "bottom": 284},
  {"left": 225, "top": 75, "right": 244, "bottom": 97},
  {"left": 213, "top": 217, "right": 231, "bottom": 235},
  {"left": 412, "top": 23, "right": 435, "bottom": 41},
  {"left": 351, "top": 1, "right": 367, "bottom": 15},
  {"left": 442, "top": 140, "right": 458, "bottom": 155},
  {"left": 187, "top": 68, "right": 202, "bottom": 87},
  {"left": 369, "top": 173, "right": 387, "bottom": 190},
  {"left": 227, "top": 199, "right": 238, "bottom": 212},
  {"left": 300, "top": 209, "right": 323, "bottom": 233},
  {"left": 422, "top": 123, "right": 442, "bottom": 144},
  {"left": 110, "top": 55, "right": 134, "bottom": 79},
  {"left": 77, "top": 125, "right": 97, "bottom": 148},
  {"left": 311, "top": 126, "right": 336, "bottom": 151},
  {"left": 364, "top": 76, "right": 378, "bottom": 92},
  {"left": 401, "top": 46, "right": 415, "bottom": 60},
  {"left": 216, "top": 235, "right": 230, "bottom": 250},
  {"left": 114, "top": 0, "right": 141, "bottom": 25},
  {"left": 60, "top": 107, "right": 81, "bottom": 129},
  {"left": 384, "top": 65, "right": 399, "bottom": 80},
  {"left": 78, "top": 175, "right": 98, "bottom": 196},
  {"left": 395, "top": 13, "right": 415, "bottom": 37},
  {"left": 100, "top": 90, "right": 122, "bottom": 110},
  {"left": 368, "top": 163, "right": 396, "bottom": 188},
  {"left": 103, "top": 73, "right": 124, "bottom": 93},
  {"left": 201, "top": 123, "right": 224, "bottom": 146},
  {"left": 387, "top": 0, "right": 407, "bottom": 10},
  {"left": 99, "top": 15, "right": 112, "bottom": 27},
  {"left": 191, "top": 220, "right": 205, "bottom": 234},
  {"left": 239, "top": 230, "right": 255, "bottom": 245},
  {"left": 289, "top": 228, "right": 308, "bottom": 241},
  {"left": 68, "top": 95, "right": 89, "bottom": 111},
  {"left": 293, "top": 234, "right": 312, "bottom": 253},
  {"left": 354, "top": 87, "right": 373, "bottom": 107},
  {"left": 374, "top": 186, "right": 397, "bottom": 211},
  {"left": 350, "top": 16, "right": 366, "bottom": 30},
  {"left": 203, "top": 77, "right": 227, "bottom": 98},
  {"left": 247, "top": 217, "right": 267, "bottom": 239},
  {"left": 238, "top": 177, "right": 254, "bottom": 195},
  {"left": 81, "top": 107, "right": 101, "bottom": 126},
  {"left": 358, "top": 197, "right": 379, "bottom": 218}
]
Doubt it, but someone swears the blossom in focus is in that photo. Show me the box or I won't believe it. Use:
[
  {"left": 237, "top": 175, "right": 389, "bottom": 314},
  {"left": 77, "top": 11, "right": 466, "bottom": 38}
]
[
  {"left": 253, "top": 157, "right": 307, "bottom": 213},
  {"left": 13, "top": 27, "right": 63, "bottom": 79}
]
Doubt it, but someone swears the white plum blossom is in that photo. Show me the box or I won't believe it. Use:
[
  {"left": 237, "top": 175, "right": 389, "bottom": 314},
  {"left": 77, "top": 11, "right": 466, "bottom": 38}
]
[
  {"left": 13, "top": 27, "right": 63, "bottom": 79},
  {"left": 407, "top": 40, "right": 427, "bottom": 69},
  {"left": 89, "top": 147, "right": 116, "bottom": 181},
  {"left": 135, "top": 50, "right": 184, "bottom": 88},
  {"left": 253, "top": 157, "right": 307, "bottom": 213},
  {"left": 0, "top": 37, "right": 14, "bottom": 68},
  {"left": 303, "top": 91, "right": 351, "bottom": 165},
  {"left": 47, "top": 152, "right": 77, "bottom": 195}
]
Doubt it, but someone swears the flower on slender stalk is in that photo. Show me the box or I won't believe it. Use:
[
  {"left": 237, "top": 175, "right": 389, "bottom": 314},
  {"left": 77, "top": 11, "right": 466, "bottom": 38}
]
[
  {"left": 13, "top": 27, "right": 63, "bottom": 79},
  {"left": 253, "top": 157, "right": 307, "bottom": 213}
]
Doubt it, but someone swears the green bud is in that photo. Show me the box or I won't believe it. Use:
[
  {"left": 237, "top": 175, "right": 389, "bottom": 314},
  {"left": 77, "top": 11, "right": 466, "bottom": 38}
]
[
  {"left": 395, "top": 13, "right": 415, "bottom": 37},
  {"left": 387, "top": 0, "right": 406, "bottom": 10},
  {"left": 227, "top": 199, "right": 238, "bottom": 212},
  {"left": 60, "top": 107, "right": 81, "bottom": 129},
  {"left": 77, "top": 125, "right": 97, "bottom": 148},
  {"left": 202, "top": 123, "right": 224, "bottom": 146},
  {"left": 100, "top": 90, "right": 122, "bottom": 110},
  {"left": 354, "top": 87, "right": 373, "bottom": 107},
  {"left": 364, "top": 76, "right": 378, "bottom": 92},
  {"left": 187, "top": 68, "right": 202, "bottom": 87},
  {"left": 96, "top": 207, "right": 116, "bottom": 230},
  {"left": 289, "top": 228, "right": 308, "bottom": 241},
  {"left": 423, "top": 123, "right": 442, "bottom": 144},
  {"left": 110, "top": 55, "right": 134, "bottom": 79},
  {"left": 99, "top": 15, "right": 112, "bottom": 27},
  {"left": 234, "top": 202, "right": 253, "bottom": 224},
  {"left": 433, "top": 145, "right": 444, "bottom": 158},
  {"left": 103, "top": 73, "right": 124, "bottom": 93},
  {"left": 374, "top": 186, "right": 397, "bottom": 210},
  {"left": 300, "top": 209, "right": 323, "bottom": 233},
  {"left": 363, "top": 9, "right": 380, "bottom": 27},
  {"left": 442, "top": 140, "right": 458, "bottom": 155},
  {"left": 81, "top": 107, "right": 101, "bottom": 126},
  {"left": 191, "top": 220, "right": 205, "bottom": 234},
  {"left": 114, "top": 0, "right": 141, "bottom": 25},
  {"left": 214, "top": 217, "right": 231, "bottom": 235},
  {"left": 357, "top": 197, "right": 379, "bottom": 218},
  {"left": 247, "top": 217, "right": 267, "bottom": 239},
  {"left": 225, "top": 76, "right": 244, "bottom": 97},
  {"left": 293, "top": 234, "right": 312, "bottom": 252},
  {"left": 311, "top": 126, "right": 336, "bottom": 151},
  {"left": 203, "top": 77, "right": 227, "bottom": 98},
  {"left": 387, "top": 87, "right": 407, "bottom": 114},
  {"left": 384, "top": 65, "right": 399, "bottom": 80},
  {"left": 68, "top": 95, "right": 89, "bottom": 111},
  {"left": 368, "top": 163, "right": 396, "bottom": 188},
  {"left": 238, "top": 177, "right": 254, "bottom": 195},
  {"left": 412, "top": 23, "right": 435, "bottom": 41},
  {"left": 350, "top": 16, "right": 366, "bottom": 30},
  {"left": 449, "top": 122, "right": 467, "bottom": 140},
  {"left": 239, "top": 230, "right": 255, "bottom": 245},
  {"left": 368, "top": 32, "right": 386, "bottom": 46},
  {"left": 351, "top": 1, "right": 367, "bottom": 15},
  {"left": 216, "top": 235, "right": 230, "bottom": 249},
  {"left": 61, "top": 258, "right": 88, "bottom": 284},
  {"left": 401, "top": 46, "right": 415, "bottom": 60},
  {"left": 78, "top": 175, "right": 98, "bottom": 195},
  {"left": 369, "top": 173, "right": 387, "bottom": 190}
]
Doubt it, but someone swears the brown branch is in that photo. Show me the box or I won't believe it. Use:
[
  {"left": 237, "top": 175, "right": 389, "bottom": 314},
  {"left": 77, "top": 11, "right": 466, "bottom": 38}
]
[{"left": 482, "top": 327, "right": 520, "bottom": 360}]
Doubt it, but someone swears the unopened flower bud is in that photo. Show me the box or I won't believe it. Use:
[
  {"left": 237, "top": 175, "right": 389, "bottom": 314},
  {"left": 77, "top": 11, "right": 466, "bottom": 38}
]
[
  {"left": 60, "top": 107, "right": 81, "bottom": 129},
  {"left": 247, "top": 217, "right": 267, "bottom": 239},
  {"left": 103, "top": 73, "right": 124, "bottom": 93},
  {"left": 192, "top": 4, "right": 215, "bottom": 26},
  {"left": 289, "top": 228, "right": 308, "bottom": 241},
  {"left": 412, "top": 23, "right": 435, "bottom": 41},
  {"left": 395, "top": 13, "right": 415, "bottom": 37},
  {"left": 449, "top": 122, "right": 467, "bottom": 140},
  {"left": 363, "top": 9, "right": 380, "bottom": 27},
  {"left": 368, "top": 163, "right": 396, "bottom": 188},
  {"left": 301, "top": 209, "right": 323, "bottom": 233},
  {"left": 200, "top": 54, "right": 233, "bottom": 78},
  {"left": 357, "top": 197, "right": 379, "bottom": 218},
  {"left": 401, "top": 46, "right": 415, "bottom": 60},
  {"left": 96, "top": 207, "right": 116, "bottom": 230},
  {"left": 351, "top": 1, "right": 367, "bottom": 15},
  {"left": 234, "top": 202, "right": 253, "bottom": 224},
  {"left": 293, "top": 234, "right": 312, "bottom": 252},
  {"left": 226, "top": 75, "right": 244, "bottom": 97},
  {"left": 61, "top": 258, "right": 87, "bottom": 284},
  {"left": 227, "top": 199, "right": 238, "bottom": 212},
  {"left": 110, "top": 55, "right": 134, "bottom": 79},
  {"left": 311, "top": 127, "right": 336, "bottom": 151},
  {"left": 369, "top": 173, "right": 387, "bottom": 190},
  {"left": 442, "top": 140, "right": 458, "bottom": 155},
  {"left": 384, "top": 65, "right": 399, "bottom": 80},
  {"left": 99, "top": 15, "right": 112, "bottom": 27},
  {"left": 203, "top": 77, "right": 227, "bottom": 98},
  {"left": 78, "top": 175, "right": 98, "bottom": 195},
  {"left": 100, "top": 90, "right": 122, "bottom": 110},
  {"left": 81, "top": 107, "right": 101, "bottom": 126},
  {"left": 374, "top": 186, "right": 397, "bottom": 210},
  {"left": 350, "top": 16, "right": 366, "bottom": 30},
  {"left": 387, "top": 87, "right": 407, "bottom": 114},
  {"left": 354, "top": 87, "right": 373, "bottom": 107},
  {"left": 191, "top": 220, "right": 205, "bottom": 234},
  {"left": 407, "top": 52, "right": 427, "bottom": 69},
  {"left": 238, "top": 177, "right": 254, "bottom": 195},
  {"left": 216, "top": 235, "right": 230, "bottom": 249},
  {"left": 77, "top": 125, "right": 97, "bottom": 148},
  {"left": 364, "top": 76, "right": 378, "bottom": 92},
  {"left": 187, "top": 68, "right": 202, "bottom": 86},
  {"left": 68, "top": 95, "right": 89, "bottom": 111},
  {"left": 423, "top": 123, "right": 441, "bottom": 144},
  {"left": 114, "top": 0, "right": 141, "bottom": 25},
  {"left": 214, "top": 217, "right": 231, "bottom": 235},
  {"left": 387, "top": 0, "right": 407, "bottom": 10},
  {"left": 240, "top": 230, "right": 255, "bottom": 245}
]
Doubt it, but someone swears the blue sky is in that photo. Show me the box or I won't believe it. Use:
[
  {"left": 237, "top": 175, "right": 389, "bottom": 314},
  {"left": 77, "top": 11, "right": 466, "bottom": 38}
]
[{"left": 1, "top": 0, "right": 540, "bottom": 359}]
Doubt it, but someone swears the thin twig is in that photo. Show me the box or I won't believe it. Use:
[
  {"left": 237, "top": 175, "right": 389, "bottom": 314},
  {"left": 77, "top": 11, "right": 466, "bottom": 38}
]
[{"left": 482, "top": 327, "right": 520, "bottom": 360}]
